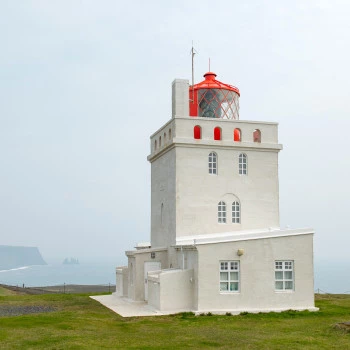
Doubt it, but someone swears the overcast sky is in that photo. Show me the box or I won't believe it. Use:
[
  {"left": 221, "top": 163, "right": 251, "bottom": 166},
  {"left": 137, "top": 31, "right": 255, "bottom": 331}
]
[{"left": 1, "top": 1, "right": 349, "bottom": 265}]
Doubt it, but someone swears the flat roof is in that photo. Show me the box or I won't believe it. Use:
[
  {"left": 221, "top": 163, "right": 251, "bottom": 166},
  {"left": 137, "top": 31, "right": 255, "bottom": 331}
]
[{"left": 176, "top": 227, "right": 314, "bottom": 246}]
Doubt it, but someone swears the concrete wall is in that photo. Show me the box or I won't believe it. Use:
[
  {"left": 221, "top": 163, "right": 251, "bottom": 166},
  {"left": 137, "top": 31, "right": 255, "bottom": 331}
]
[
  {"left": 150, "top": 147, "right": 176, "bottom": 248},
  {"left": 196, "top": 233, "right": 315, "bottom": 312},
  {"left": 160, "top": 269, "right": 194, "bottom": 311},
  {"left": 172, "top": 79, "right": 189, "bottom": 118},
  {"left": 174, "top": 248, "right": 198, "bottom": 307},
  {"left": 148, "top": 269, "right": 194, "bottom": 311},
  {"left": 173, "top": 117, "right": 279, "bottom": 144},
  {"left": 115, "top": 266, "right": 128, "bottom": 297},
  {"left": 148, "top": 274, "right": 160, "bottom": 310},
  {"left": 175, "top": 127, "right": 281, "bottom": 236},
  {"left": 148, "top": 117, "right": 282, "bottom": 243},
  {"left": 126, "top": 248, "right": 168, "bottom": 301}
]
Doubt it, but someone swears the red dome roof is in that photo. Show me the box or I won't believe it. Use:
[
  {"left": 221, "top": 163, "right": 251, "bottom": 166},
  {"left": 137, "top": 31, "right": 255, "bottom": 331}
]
[{"left": 191, "top": 72, "right": 240, "bottom": 96}]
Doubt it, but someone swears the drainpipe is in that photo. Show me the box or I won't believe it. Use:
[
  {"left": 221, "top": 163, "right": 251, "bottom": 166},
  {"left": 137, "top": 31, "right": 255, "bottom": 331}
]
[{"left": 181, "top": 245, "right": 185, "bottom": 270}]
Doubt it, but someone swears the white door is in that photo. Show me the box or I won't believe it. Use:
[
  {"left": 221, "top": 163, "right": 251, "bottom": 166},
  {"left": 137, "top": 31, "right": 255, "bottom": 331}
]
[{"left": 144, "top": 261, "right": 161, "bottom": 301}]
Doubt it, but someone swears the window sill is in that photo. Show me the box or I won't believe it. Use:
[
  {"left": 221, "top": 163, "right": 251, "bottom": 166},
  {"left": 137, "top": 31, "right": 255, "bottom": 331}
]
[{"left": 274, "top": 290, "right": 294, "bottom": 293}]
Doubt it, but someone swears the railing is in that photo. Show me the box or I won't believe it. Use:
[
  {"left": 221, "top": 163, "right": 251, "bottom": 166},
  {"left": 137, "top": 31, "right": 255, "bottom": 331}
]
[
  {"left": 0, "top": 283, "right": 116, "bottom": 294},
  {"left": 315, "top": 288, "right": 350, "bottom": 294}
]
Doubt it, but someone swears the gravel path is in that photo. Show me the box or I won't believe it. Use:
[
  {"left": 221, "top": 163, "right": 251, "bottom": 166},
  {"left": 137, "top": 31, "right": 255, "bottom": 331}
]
[{"left": 0, "top": 305, "right": 56, "bottom": 317}]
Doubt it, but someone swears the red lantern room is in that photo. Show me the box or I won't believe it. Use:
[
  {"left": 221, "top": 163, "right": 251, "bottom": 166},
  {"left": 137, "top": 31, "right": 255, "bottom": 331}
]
[{"left": 189, "top": 72, "right": 240, "bottom": 120}]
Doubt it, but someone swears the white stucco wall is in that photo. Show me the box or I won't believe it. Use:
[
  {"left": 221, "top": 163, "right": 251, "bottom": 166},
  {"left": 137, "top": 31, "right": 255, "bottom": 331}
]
[
  {"left": 172, "top": 79, "right": 189, "bottom": 118},
  {"left": 115, "top": 266, "right": 128, "bottom": 297},
  {"left": 148, "top": 269, "right": 194, "bottom": 311},
  {"left": 175, "top": 146, "right": 280, "bottom": 236},
  {"left": 148, "top": 117, "right": 282, "bottom": 243},
  {"left": 160, "top": 269, "right": 194, "bottom": 311},
  {"left": 150, "top": 147, "right": 176, "bottom": 248},
  {"left": 126, "top": 248, "right": 168, "bottom": 301},
  {"left": 195, "top": 233, "right": 315, "bottom": 312},
  {"left": 147, "top": 274, "right": 160, "bottom": 310}
]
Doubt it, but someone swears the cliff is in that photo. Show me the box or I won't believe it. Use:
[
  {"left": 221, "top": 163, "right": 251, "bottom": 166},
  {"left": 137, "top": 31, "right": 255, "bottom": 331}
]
[{"left": 0, "top": 245, "right": 47, "bottom": 270}]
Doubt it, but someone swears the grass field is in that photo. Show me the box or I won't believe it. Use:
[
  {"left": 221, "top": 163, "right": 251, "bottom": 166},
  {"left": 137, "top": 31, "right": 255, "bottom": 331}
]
[
  {"left": 0, "top": 287, "right": 17, "bottom": 296},
  {"left": 0, "top": 291, "right": 349, "bottom": 349}
]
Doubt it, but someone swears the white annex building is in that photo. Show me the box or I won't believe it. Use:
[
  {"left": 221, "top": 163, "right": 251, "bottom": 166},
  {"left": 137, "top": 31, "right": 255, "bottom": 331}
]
[{"left": 113, "top": 71, "right": 317, "bottom": 315}]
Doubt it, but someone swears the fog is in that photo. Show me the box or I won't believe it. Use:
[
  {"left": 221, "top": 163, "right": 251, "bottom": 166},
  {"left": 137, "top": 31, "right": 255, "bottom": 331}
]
[{"left": 1, "top": 1, "right": 349, "bottom": 273}]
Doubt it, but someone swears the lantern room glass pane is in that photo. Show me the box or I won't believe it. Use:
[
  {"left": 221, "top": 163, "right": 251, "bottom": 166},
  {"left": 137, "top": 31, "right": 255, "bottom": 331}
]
[{"left": 198, "top": 88, "right": 240, "bottom": 120}]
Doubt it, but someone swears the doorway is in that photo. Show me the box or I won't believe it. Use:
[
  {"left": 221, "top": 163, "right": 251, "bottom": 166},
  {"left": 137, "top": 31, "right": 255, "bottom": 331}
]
[{"left": 144, "top": 261, "right": 161, "bottom": 301}]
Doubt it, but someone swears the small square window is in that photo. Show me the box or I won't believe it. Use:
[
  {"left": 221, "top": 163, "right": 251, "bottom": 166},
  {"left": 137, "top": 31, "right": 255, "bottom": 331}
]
[
  {"left": 275, "top": 261, "right": 294, "bottom": 291},
  {"left": 220, "top": 261, "right": 240, "bottom": 293}
]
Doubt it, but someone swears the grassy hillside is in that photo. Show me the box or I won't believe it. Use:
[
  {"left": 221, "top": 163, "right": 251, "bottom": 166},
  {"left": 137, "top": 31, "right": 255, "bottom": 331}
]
[
  {"left": 0, "top": 293, "right": 349, "bottom": 349},
  {"left": 0, "top": 287, "right": 17, "bottom": 296}
]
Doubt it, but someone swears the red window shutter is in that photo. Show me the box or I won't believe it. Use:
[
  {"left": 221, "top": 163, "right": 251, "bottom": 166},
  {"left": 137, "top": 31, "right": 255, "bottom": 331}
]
[
  {"left": 194, "top": 125, "right": 201, "bottom": 139},
  {"left": 234, "top": 128, "right": 241, "bottom": 142},
  {"left": 214, "top": 127, "right": 221, "bottom": 140}
]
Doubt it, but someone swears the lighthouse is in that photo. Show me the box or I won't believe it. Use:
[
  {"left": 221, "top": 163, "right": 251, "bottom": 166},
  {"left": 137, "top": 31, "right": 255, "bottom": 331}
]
[{"left": 113, "top": 70, "right": 317, "bottom": 316}]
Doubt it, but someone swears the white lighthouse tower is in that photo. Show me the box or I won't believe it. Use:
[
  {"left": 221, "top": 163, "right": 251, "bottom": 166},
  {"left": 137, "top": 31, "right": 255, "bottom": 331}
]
[{"left": 114, "top": 71, "right": 317, "bottom": 315}]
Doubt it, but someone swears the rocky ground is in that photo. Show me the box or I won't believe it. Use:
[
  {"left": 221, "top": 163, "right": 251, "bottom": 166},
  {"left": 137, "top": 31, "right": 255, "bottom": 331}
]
[{"left": 0, "top": 305, "right": 56, "bottom": 317}]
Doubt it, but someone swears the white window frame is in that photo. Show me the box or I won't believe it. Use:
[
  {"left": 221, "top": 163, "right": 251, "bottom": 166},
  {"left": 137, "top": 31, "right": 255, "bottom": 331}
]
[
  {"left": 209, "top": 152, "right": 217, "bottom": 175},
  {"left": 218, "top": 201, "right": 226, "bottom": 223},
  {"left": 232, "top": 201, "right": 240, "bottom": 223},
  {"left": 239, "top": 153, "right": 247, "bottom": 175},
  {"left": 275, "top": 260, "right": 294, "bottom": 291},
  {"left": 220, "top": 261, "right": 240, "bottom": 293}
]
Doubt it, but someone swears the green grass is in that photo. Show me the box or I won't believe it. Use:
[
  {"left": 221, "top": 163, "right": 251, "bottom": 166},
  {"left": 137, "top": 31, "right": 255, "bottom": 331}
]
[
  {"left": 0, "top": 287, "right": 17, "bottom": 296},
  {"left": 0, "top": 293, "right": 349, "bottom": 349}
]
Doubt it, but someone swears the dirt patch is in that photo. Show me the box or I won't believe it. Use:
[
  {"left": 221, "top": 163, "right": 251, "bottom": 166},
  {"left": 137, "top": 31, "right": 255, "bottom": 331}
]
[{"left": 334, "top": 322, "right": 350, "bottom": 333}]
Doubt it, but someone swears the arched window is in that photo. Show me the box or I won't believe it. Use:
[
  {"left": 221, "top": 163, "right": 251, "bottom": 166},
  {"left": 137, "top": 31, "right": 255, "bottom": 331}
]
[
  {"left": 164, "top": 132, "right": 166, "bottom": 143},
  {"left": 218, "top": 201, "right": 226, "bottom": 223},
  {"left": 232, "top": 201, "right": 240, "bottom": 223},
  {"left": 214, "top": 127, "right": 222, "bottom": 140},
  {"left": 194, "top": 125, "right": 201, "bottom": 139},
  {"left": 154, "top": 140, "right": 157, "bottom": 150},
  {"left": 253, "top": 129, "right": 261, "bottom": 143},
  {"left": 169, "top": 129, "right": 172, "bottom": 140},
  {"left": 239, "top": 153, "right": 247, "bottom": 175},
  {"left": 159, "top": 136, "right": 162, "bottom": 147},
  {"left": 208, "top": 152, "right": 217, "bottom": 175},
  {"left": 234, "top": 128, "right": 241, "bottom": 142}
]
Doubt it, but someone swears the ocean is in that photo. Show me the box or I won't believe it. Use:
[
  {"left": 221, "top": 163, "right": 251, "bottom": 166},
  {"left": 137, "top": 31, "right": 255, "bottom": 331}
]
[
  {"left": 0, "top": 262, "right": 117, "bottom": 287},
  {"left": 0, "top": 260, "right": 348, "bottom": 293}
]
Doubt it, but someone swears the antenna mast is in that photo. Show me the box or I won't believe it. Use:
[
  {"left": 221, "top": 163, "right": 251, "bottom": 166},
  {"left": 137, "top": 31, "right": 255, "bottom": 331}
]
[{"left": 191, "top": 42, "right": 196, "bottom": 104}]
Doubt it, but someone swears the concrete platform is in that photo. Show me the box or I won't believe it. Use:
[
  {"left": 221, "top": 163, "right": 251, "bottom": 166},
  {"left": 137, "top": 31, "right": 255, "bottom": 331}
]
[
  {"left": 90, "top": 294, "right": 188, "bottom": 317},
  {"left": 91, "top": 294, "right": 319, "bottom": 318}
]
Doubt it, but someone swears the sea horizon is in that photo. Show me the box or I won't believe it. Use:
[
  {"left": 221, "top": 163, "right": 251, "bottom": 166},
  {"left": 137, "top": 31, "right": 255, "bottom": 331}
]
[{"left": 0, "top": 259, "right": 348, "bottom": 294}]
